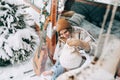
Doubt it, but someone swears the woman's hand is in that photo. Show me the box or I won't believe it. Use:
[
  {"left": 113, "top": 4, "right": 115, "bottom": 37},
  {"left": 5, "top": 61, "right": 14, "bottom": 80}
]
[{"left": 42, "top": 70, "right": 53, "bottom": 76}]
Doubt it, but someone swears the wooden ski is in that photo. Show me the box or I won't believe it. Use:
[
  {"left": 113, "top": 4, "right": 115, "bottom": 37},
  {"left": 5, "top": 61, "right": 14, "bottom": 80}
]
[{"left": 46, "top": 0, "right": 58, "bottom": 64}]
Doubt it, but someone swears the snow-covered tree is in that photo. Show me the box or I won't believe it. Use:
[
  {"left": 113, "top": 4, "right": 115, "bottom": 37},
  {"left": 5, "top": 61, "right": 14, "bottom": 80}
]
[{"left": 0, "top": 0, "right": 39, "bottom": 66}]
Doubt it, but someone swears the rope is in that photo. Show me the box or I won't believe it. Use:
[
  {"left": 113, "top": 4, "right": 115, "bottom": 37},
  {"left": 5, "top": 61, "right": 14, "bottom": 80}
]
[
  {"left": 103, "top": 0, "right": 119, "bottom": 48},
  {"left": 93, "top": 0, "right": 119, "bottom": 62},
  {"left": 102, "top": 0, "right": 119, "bottom": 56},
  {"left": 93, "top": 4, "right": 111, "bottom": 61}
]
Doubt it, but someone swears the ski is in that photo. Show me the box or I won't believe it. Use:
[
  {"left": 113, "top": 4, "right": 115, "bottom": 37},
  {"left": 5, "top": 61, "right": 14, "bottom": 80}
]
[{"left": 46, "top": 0, "right": 58, "bottom": 63}]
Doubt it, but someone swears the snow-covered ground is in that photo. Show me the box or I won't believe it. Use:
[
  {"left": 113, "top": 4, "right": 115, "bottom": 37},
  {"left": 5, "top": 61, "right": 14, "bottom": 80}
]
[
  {"left": 0, "top": 57, "right": 42, "bottom": 80},
  {"left": 0, "top": 55, "right": 53, "bottom": 80}
]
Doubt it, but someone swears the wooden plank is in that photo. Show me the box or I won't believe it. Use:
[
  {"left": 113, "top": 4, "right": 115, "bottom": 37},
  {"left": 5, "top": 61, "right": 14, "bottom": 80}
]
[{"left": 46, "top": 0, "right": 58, "bottom": 64}]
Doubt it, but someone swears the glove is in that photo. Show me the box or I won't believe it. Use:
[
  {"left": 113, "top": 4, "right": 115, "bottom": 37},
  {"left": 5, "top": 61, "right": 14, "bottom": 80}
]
[
  {"left": 66, "top": 38, "right": 81, "bottom": 46},
  {"left": 59, "top": 37, "right": 67, "bottom": 43},
  {"left": 67, "top": 38, "right": 90, "bottom": 52}
]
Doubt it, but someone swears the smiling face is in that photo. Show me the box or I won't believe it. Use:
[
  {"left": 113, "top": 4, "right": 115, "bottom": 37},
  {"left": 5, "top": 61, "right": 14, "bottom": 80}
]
[{"left": 59, "top": 29, "right": 71, "bottom": 39}]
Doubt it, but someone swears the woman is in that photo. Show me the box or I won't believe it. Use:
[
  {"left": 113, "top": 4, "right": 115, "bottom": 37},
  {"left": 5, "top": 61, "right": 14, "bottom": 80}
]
[{"left": 42, "top": 18, "right": 95, "bottom": 80}]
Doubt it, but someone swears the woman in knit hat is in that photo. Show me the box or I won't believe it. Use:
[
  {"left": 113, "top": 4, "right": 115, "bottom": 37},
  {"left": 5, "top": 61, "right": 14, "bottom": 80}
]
[
  {"left": 56, "top": 18, "right": 93, "bottom": 52},
  {"left": 41, "top": 17, "right": 96, "bottom": 80}
]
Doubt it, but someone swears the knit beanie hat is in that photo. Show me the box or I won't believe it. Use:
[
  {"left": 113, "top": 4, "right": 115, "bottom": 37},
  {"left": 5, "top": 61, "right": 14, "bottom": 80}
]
[
  {"left": 56, "top": 18, "right": 71, "bottom": 32},
  {"left": 59, "top": 43, "right": 82, "bottom": 70}
]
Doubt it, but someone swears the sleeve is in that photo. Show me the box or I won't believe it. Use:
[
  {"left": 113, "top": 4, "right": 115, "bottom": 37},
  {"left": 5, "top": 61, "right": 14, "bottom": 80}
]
[
  {"left": 51, "top": 60, "right": 65, "bottom": 80},
  {"left": 80, "top": 29, "right": 96, "bottom": 55}
]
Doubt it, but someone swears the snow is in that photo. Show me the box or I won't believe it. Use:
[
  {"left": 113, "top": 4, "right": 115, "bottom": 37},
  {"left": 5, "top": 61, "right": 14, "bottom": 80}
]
[
  {"left": 0, "top": 0, "right": 44, "bottom": 79},
  {"left": 0, "top": 56, "right": 53, "bottom": 80},
  {"left": 77, "top": 65, "right": 114, "bottom": 80},
  {"left": 0, "top": 49, "right": 10, "bottom": 60},
  {"left": 3, "top": 0, "right": 25, "bottom": 5},
  {"left": 56, "top": 64, "right": 115, "bottom": 80},
  {"left": 4, "top": 44, "right": 13, "bottom": 57},
  {"left": 0, "top": 58, "right": 41, "bottom": 80},
  {"left": 0, "top": 0, "right": 41, "bottom": 79}
]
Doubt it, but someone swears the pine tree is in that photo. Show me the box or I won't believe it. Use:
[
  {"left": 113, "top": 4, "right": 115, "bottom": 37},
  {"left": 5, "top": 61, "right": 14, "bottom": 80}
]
[{"left": 0, "top": 0, "right": 39, "bottom": 66}]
